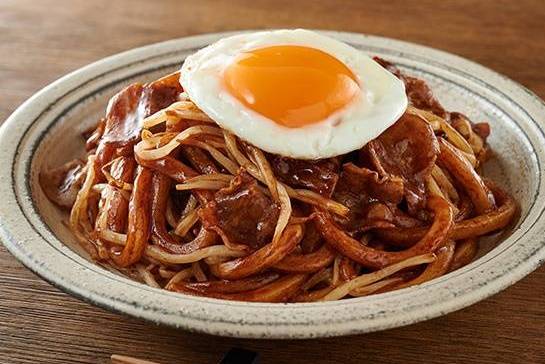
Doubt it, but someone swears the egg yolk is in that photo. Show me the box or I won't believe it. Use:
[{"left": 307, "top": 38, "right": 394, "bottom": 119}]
[{"left": 223, "top": 45, "right": 360, "bottom": 128}]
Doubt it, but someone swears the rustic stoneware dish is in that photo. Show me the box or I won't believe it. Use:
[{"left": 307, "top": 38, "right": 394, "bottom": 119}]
[{"left": 1, "top": 31, "right": 544, "bottom": 339}]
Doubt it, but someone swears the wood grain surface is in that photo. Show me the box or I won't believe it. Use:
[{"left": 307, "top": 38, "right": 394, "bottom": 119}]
[{"left": 1, "top": 1, "right": 544, "bottom": 363}]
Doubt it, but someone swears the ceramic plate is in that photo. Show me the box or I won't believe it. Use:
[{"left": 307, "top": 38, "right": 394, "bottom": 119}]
[{"left": 1, "top": 31, "right": 544, "bottom": 339}]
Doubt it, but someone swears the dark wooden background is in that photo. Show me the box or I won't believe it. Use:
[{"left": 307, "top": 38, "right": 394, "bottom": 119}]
[{"left": 1, "top": 1, "right": 544, "bottom": 363}]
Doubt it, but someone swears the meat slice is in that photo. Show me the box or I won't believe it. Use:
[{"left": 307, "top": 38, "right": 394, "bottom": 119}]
[
  {"left": 333, "top": 163, "right": 404, "bottom": 233},
  {"left": 269, "top": 155, "right": 340, "bottom": 196},
  {"left": 97, "top": 73, "right": 183, "bottom": 167},
  {"left": 403, "top": 76, "right": 447, "bottom": 118},
  {"left": 142, "top": 72, "right": 183, "bottom": 116},
  {"left": 84, "top": 118, "right": 106, "bottom": 152},
  {"left": 43, "top": 73, "right": 185, "bottom": 210},
  {"left": 101, "top": 72, "right": 182, "bottom": 146},
  {"left": 39, "top": 159, "right": 85, "bottom": 209},
  {"left": 365, "top": 112, "right": 439, "bottom": 213},
  {"left": 102, "top": 83, "right": 145, "bottom": 145},
  {"left": 373, "top": 56, "right": 446, "bottom": 117},
  {"left": 200, "top": 171, "right": 280, "bottom": 250}
]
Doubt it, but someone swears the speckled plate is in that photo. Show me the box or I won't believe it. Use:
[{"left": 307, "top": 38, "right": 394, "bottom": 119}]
[{"left": 1, "top": 31, "right": 544, "bottom": 339}]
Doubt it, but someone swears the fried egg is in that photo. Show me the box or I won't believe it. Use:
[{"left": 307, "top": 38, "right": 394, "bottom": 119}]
[{"left": 180, "top": 29, "right": 407, "bottom": 159}]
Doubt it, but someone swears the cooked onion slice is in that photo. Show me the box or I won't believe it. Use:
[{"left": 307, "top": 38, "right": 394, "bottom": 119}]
[
  {"left": 135, "top": 125, "right": 223, "bottom": 160},
  {"left": 174, "top": 208, "right": 200, "bottom": 237},
  {"left": 271, "top": 183, "right": 291, "bottom": 245},
  {"left": 247, "top": 144, "right": 279, "bottom": 201},
  {"left": 143, "top": 100, "right": 214, "bottom": 129},
  {"left": 185, "top": 139, "right": 239, "bottom": 175},
  {"left": 432, "top": 165, "right": 460, "bottom": 204},
  {"left": 175, "top": 173, "right": 233, "bottom": 191},
  {"left": 165, "top": 268, "right": 194, "bottom": 289},
  {"left": 349, "top": 277, "right": 404, "bottom": 297},
  {"left": 137, "top": 264, "right": 161, "bottom": 288},
  {"left": 146, "top": 245, "right": 246, "bottom": 265},
  {"left": 321, "top": 253, "right": 435, "bottom": 301},
  {"left": 69, "top": 156, "right": 99, "bottom": 258}
]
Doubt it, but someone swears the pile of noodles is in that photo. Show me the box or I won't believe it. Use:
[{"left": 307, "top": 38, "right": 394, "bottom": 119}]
[{"left": 40, "top": 65, "right": 517, "bottom": 303}]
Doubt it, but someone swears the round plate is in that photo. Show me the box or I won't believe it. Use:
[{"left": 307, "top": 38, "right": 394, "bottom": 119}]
[{"left": 1, "top": 31, "right": 544, "bottom": 339}]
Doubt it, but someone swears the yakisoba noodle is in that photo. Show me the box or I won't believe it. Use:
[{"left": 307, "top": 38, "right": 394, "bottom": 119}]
[{"left": 39, "top": 58, "right": 517, "bottom": 303}]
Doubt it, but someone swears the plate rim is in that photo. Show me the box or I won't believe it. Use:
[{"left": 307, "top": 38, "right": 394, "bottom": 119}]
[{"left": 1, "top": 30, "right": 545, "bottom": 338}]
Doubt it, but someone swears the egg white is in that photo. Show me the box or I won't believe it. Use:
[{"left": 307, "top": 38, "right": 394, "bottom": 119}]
[{"left": 180, "top": 29, "right": 407, "bottom": 159}]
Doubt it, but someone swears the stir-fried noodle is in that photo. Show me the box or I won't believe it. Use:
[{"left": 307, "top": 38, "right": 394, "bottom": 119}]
[{"left": 40, "top": 58, "right": 516, "bottom": 302}]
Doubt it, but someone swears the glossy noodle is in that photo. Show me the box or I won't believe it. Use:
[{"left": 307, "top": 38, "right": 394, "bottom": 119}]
[{"left": 39, "top": 59, "right": 517, "bottom": 302}]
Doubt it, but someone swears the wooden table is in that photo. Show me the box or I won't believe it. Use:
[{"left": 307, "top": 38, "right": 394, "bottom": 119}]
[{"left": 1, "top": 1, "right": 544, "bottom": 363}]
